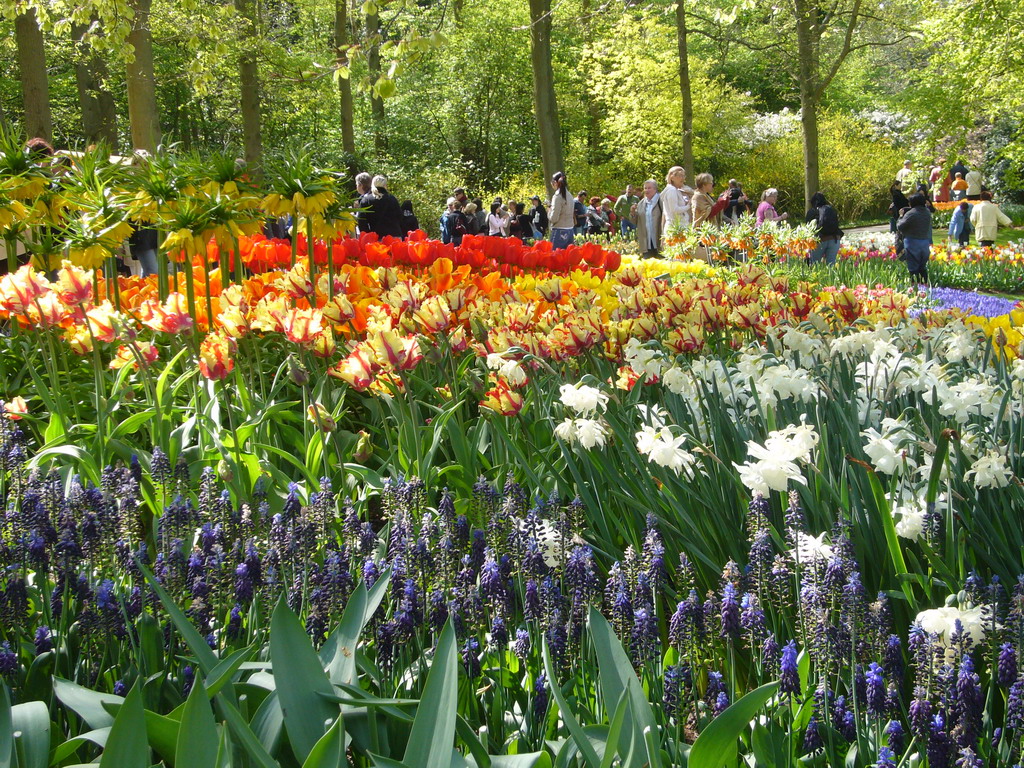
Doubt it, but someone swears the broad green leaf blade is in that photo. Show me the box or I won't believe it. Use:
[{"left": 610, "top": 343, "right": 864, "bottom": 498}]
[
  {"left": 176, "top": 677, "right": 218, "bottom": 768},
  {"left": 370, "top": 754, "right": 410, "bottom": 768},
  {"left": 600, "top": 692, "right": 630, "bottom": 768},
  {"left": 270, "top": 596, "right": 339, "bottom": 763},
  {"left": 99, "top": 682, "right": 149, "bottom": 768},
  {"left": 587, "top": 608, "right": 659, "bottom": 767},
  {"left": 541, "top": 640, "right": 601, "bottom": 768},
  {"left": 52, "top": 678, "right": 122, "bottom": 729},
  {"left": 0, "top": 684, "right": 12, "bottom": 768},
  {"left": 205, "top": 644, "right": 256, "bottom": 698},
  {"left": 403, "top": 619, "right": 458, "bottom": 768},
  {"left": 688, "top": 681, "right": 779, "bottom": 768},
  {"left": 322, "top": 572, "right": 392, "bottom": 685},
  {"left": 10, "top": 701, "right": 49, "bottom": 768},
  {"left": 489, "top": 751, "right": 554, "bottom": 767},
  {"left": 302, "top": 716, "right": 344, "bottom": 768},
  {"left": 49, "top": 728, "right": 111, "bottom": 765}
]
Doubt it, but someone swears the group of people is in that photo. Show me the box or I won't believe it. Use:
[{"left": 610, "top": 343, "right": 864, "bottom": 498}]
[{"left": 897, "top": 159, "right": 985, "bottom": 203}]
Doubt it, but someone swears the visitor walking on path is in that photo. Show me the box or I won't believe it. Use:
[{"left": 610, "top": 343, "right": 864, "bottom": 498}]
[
  {"left": 585, "top": 197, "right": 610, "bottom": 236},
  {"left": 400, "top": 200, "right": 419, "bottom": 235},
  {"left": 805, "top": 192, "right": 843, "bottom": 266},
  {"left": 965, "top": 167, "right": 984, "bottom": 200},
  {"left": 355, "top": 172, "right": 376, "bottom": 234},
  {"left": 614, "top": 185, "right": 639, "bottom": 236},
  {"left": 947, "top": 201, "right": 972, "bottom": 247},
  {"left": 661, "top": 166, "right": 694, "bottom": 232},
  {"left": 951, "top": 173, "right": 968, "bottom": 201},
  {"left": 969, "top": 191, "right": 1012, "bottom": 247},
  {"left": 897, "top": 194, "right": 933, "bottom": 283},
  {"left": 573, "top": 192, "right": 588, "bottom": 236},
  {"left": 755, "top": 189, "right": 788, "bottom": 226},
  {"left": 634, "top": 180, "right": 663, "bottom": 258},
  {"left": 724, "top": 180, "right": 749, "bottom": 224},
  {"left": 549, "top": 172, "right": 575, "bottom": 249}
]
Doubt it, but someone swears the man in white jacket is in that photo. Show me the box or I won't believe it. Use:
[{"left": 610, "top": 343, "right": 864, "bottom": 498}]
[{"left": 969, "top": 192, "right": 1012, "bottom": 247}]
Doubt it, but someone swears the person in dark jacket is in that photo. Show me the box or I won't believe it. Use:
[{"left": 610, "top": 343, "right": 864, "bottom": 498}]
[
  {"left": 888, "top": 182, "right": 909, "bottom": 235},
  {"left": 896, "top": 194, "right": 932, "bottom": 283},
  {"left": 805, "top": 192, "right": 843, "bottom": 266},
  {"left": 529, "top": 196, "right": 548, "bottom": 239},
  {"left": 509, "top": 203, "right": 534, "bottom": 242},
  {"left": 449, "top": 201, "right": 470, "bottom": 246},
  {"left": 368, "top": 175, "right": 405, "bottom": 239},
  {"left": 355, "top": 172, "right": 377, "bottom": 234},
  {"left": 400, "top": 200, "right": 419, "bottom": 236},
  {"left": 129, "top": 226, "right": 160, "bottom": 276}
]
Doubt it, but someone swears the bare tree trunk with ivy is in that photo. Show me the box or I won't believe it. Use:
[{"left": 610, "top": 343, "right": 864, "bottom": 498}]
[
  {"left": 74, "top": 23, "right": 118, "bottom": 147},
  {"left": 675, "top": 0, "right": 694, "bottom": 181},
  {"left": 366, "top": 6, "right": 387, "bottom": 154},
  {"left": 335, "top": 0, "right": 357, "bottom": 169},
  {"left": 15, "top": 7, "right": 52, "bottom": 143},
  {"left": 529, "top": 0, "right": 564, "bottom": 197},
  {"left": 236, "top": 0, "right": 264, "bottom": 175},
  {"left": 126, "top": 0, "right": 161, "bottom": 151}
]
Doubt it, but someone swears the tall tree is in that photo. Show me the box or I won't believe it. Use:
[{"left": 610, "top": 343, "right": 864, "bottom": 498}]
[
  {"left": 125, "top": 0, "right": 161, "bottom": 151},
  {"left": 714, "top": 0, "right": 911, "bottom": 206},
  {"left": 365, "top": 4, "right": 387, "bottom": 154},
  {"left": 236, "top": 0, "right": 263, "bottom": 173},
  {"left": 675, "top": 0, "right": 694, "bottom": 181},
  {"left": 334, "top": 0, "right": 357, "bottom": 164},
  {"left": 73, "top": 22, "right": 118, "bottom": 147},
  {"left": 14, "top": 7, "right": 52, "bottom": 142},
  {"left": 528, "top": 0, "right": 563, "bottom": 196}
]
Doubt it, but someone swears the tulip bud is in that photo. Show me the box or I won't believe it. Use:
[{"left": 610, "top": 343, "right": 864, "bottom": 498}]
[
  {"left": 217, "top": 459, "right": 234, "bottom": 482},
  {"left": 353, "top": 430, "right": 373, "bottom": 463},
  {"left": 306, "top": 403, "right": 336, "bottom": 433},
  {"left": 288, "top": 356, "right": 310, "bottom": 386}
]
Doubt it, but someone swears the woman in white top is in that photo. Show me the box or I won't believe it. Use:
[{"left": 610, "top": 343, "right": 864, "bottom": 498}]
[
  {"left": 661, "top": 166, "right": 694, "bottom": 232},
  {"left": 548, "top": 171, "right": 576, "bottom": 249},
  {"left": 487, "top": 202, "right": 510, "bottom": 236}
]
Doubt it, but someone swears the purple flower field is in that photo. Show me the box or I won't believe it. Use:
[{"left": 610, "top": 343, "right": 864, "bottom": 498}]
[{"left": 913, "top": 286, "right": 1022, "bottom": 318}]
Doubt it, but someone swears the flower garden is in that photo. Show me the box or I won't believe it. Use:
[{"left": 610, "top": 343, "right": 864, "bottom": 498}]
[{"left": 2, "top": 147, "right": 1024, "bottom": 768}]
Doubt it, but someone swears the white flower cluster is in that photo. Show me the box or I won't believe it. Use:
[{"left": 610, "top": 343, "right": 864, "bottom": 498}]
[
  {"left": 735, "top": 422, "right": 819, "bottom": 495},
  {"left": 486, "top": 352, "right": 528, "bottom": 387},
  {"left": 556, "top": 381, "right": 610, "bottom": 450}
]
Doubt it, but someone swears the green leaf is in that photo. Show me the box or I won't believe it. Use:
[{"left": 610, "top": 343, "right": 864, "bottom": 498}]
[
  {"left": 403, "top": 619, "right": 458, "bottom": 768},
  {"left": 53, "top": 677, "right": 123, "bottom": 729},
  {"left": 270, "top": 596, "right": 340, "bottom": 763},
  {"left": 10, "top": 701, "right": 49, "bottom": 768},
  {"left": 49, "top": 728, "right": 111, "bottom": 764},
  {"left": 541, "top": 641, "right": 601, "bottom": 768},
  {"left": 302, "top": 716, "right": 344, "bottom": 768},
  {"left": 865, "top": 468, "right": 915, "bottom": 606},
  {"left": 489, "top": 755, "right": 552, "bottom": 768},
  {"left": 321, "top": 575, "right": 391, "bottom": 685},
  {"left": 687, "top": 682, "right": 779, "bottom": 768},
  {"left": 99, "top": 681, "right": 149, "bottom": 768},
  {"left": 204, "top": 644, "right": 256, "bottom": 698},
  {"left": 0, "top": 684, "right": 12, "bottom": 768},
  {"left": 370, "top": 754, "right": 409, "bottom": 768},
  {"left": 176, "top": 677, "right": 218, "bottom": 768},
  {"left": 587, "top": 608, "right": 658, "bottom": 767}
]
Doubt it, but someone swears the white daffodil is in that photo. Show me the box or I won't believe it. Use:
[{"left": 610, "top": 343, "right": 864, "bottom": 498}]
[
  {"left": 966, "top": 451, "right": 1012, "bottom": 489},
  {"left": 559, "top": 382, "right": 608, "bottom": 416}
]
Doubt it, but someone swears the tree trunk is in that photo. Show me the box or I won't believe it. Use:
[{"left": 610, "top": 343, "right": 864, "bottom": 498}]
[
  {"left": 126, "top": 0, "right": 161, "bottom": 152},
  {"left": 74, "top": 23, "right": 118, "bottom": 147},
  {"left": 528, "top": 0, "right": 564, "bottom": 197},
  {"left": 14, "top": 8, "right": 52, "bottom": 143},
  {"left": 794, "top": 0, "right": 819, "bottom": 208},
  {"left": 236, "top": 0, "right": 264, "bottom": 175},
  {"left": 366, "top": 8, "right": 387, "bottom": 154},
  {"left": 676, "top": 0, "right": 694, "bottom": 181},
  {"left": 334, "top": 0, "right": 357, "bottom": 167}
]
